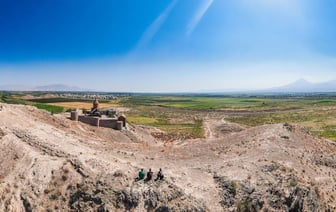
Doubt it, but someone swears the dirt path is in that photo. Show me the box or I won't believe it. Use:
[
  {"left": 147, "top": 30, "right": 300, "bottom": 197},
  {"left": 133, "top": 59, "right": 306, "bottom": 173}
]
[{"left": 204, "top": 118, "right": 215, "bottom": 139}]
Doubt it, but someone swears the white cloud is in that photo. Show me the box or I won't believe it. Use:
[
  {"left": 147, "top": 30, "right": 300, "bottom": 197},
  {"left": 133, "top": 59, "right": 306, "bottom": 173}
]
[
  {"left": 135, "top": 0, "right": 178, "bottom": 50},
  {"left": 186, "top": 0, "right": 214, "bottom": 36}
]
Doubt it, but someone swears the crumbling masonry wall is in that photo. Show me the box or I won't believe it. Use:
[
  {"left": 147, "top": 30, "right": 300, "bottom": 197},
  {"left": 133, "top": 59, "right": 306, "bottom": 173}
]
[
  {"left": 78, "top": 116, "right": 100, "bottom": 127},
  {"left": 71, "top": 111, "right": 125, "bottom": 130}
]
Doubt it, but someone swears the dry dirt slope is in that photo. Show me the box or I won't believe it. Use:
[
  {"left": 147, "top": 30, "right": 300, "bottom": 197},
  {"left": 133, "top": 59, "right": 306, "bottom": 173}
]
[{"left": 0, "top": 103, "right": 336, "bottom": 211}]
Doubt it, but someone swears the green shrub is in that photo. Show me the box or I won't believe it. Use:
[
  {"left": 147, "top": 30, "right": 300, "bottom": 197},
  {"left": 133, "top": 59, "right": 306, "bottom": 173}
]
[{"left": 34, "top": 103, "right": 64, "bottom": 114}]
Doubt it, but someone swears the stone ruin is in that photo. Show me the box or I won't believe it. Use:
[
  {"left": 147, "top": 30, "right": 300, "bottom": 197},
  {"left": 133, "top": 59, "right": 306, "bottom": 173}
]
[{"left": 70, "top": 98, "right": 126, "bottom": 130}]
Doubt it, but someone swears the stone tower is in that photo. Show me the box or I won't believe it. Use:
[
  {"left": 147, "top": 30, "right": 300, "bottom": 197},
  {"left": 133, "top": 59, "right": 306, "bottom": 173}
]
[{"left": 93, "top": 98, "right": 99, "bottom": 110}]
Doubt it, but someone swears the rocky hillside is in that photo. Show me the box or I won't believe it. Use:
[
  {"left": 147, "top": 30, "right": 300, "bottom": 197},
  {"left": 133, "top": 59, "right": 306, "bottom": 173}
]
[{"left": 0, "top": 103, "right": 336, "bottom": 211}]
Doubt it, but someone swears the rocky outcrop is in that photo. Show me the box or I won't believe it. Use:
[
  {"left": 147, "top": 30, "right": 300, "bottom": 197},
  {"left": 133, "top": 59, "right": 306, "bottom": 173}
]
[
  {"left": 214, "top": 174, "right": 332, "bottom": 212},
  {"left": 0, "top": 128, "right": 5, "bottom": 139},
  {"left": 31, "top": 165, "right": 206, "bottom": 211}
]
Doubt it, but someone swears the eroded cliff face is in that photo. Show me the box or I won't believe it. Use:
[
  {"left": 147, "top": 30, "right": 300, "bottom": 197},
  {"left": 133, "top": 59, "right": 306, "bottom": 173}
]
[
  {"left": 0, "top": 103, "right": 336, "bottom": 211},
  {"left": 15, "top": 161, "right": 206, "bottom": 211}
]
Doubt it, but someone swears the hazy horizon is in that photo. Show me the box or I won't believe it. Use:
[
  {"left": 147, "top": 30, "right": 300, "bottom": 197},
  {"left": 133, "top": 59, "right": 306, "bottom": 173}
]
[{"left": 1, "top": 0, "right": 336, "bottom": 92}]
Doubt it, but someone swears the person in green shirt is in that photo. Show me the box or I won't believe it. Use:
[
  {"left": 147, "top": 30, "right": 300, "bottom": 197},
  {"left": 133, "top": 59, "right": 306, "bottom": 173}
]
[{"left": 138, "top": 168, "right": 145, "bottom": 180}]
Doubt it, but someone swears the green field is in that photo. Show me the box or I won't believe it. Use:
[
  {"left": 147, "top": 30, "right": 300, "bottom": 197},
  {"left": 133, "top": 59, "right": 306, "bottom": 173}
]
[
  {"left": 0, "top": 93, "right": 66, "bottom": 114},
  {"left": 33, "top": 103, "right": 65, "bottom": 114},
  {"left": 1, "top": 93, "right": 27, "bottom": 105},
  {"left": 119, "top": 94, "right": 336, "bottom": 141},
  {"left": 119, "top": 95, "right": 336, "bottom": 110},
  {"left": 127, "top": 114, "right": 204, "bottom": 139},
  {"left": 2, "top": 92, "right": 336, "bottom": 141}
]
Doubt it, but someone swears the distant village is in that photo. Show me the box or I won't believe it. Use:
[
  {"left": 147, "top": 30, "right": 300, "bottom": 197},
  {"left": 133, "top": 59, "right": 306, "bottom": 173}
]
[{"left": 56, "top": 93, "right": 117, "bottom": 100}]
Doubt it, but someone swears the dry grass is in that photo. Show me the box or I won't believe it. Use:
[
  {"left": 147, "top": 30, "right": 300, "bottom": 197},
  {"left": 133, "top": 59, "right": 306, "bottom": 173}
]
[{"left": 226, "top": 108, "right": 336, "bottom": 141}]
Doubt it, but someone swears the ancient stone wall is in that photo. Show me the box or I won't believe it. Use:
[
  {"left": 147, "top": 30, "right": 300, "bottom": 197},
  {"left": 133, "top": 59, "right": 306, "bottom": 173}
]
[
  {"left": 116, "top": 121, "right": 123, "bottom": 130},
  {"left": 70, "top": 111, "right": 78, "bottom": 121},
  {"left": 78, "top": 116, "right": 100, "bottom": 127},
  {"left": 118, "top": 116, "right": 126, "bottom": 127},
  {"left": 99, "top": 119, "right": 118, "bottom": 128},
  {"left": 76, "top": 115, "right": 124, "bottom": 130}
]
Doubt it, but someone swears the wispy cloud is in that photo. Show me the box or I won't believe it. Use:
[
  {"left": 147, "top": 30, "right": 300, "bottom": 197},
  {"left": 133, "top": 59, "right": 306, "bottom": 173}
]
[
  {"left": 135, "top": 0, "right": 178, "bottom": 50},
  {"left": 187, "top": 0, "right": 214, "bottom": 36}
]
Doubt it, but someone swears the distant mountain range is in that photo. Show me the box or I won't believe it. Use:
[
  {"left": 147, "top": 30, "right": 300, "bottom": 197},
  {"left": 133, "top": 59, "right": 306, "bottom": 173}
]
[
  {"left": 0, "top": 84, "right": 89, "bottom": 92},
  {"left": 262, "top": 79, "right": 336, "bottom": 93},
  {"left": 33, "top": 84, "right": 86, "bottom": 92},
  {"left": 1, "top": 79, "right": 336, "bottom": 93},
  {"left": 198, "top": 79, "right": 336, "bottom": 94},
  {"left": 196, "top": 79, "right": 336, "bottom": 94}
]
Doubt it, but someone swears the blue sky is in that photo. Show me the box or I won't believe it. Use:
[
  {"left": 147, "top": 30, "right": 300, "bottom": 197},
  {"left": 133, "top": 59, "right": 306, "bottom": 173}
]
[{"left": 1, "top": 0, "right": 336, "bottom": 92}]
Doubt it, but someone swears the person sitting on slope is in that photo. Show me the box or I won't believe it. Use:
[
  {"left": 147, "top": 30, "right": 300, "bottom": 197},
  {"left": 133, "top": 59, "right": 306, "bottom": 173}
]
[
  {"left": 145, "top": 168, "right": 153, "bottom": 182},
  {"left": 135, "top": 168, "right": 146, "bottom": 181},
  {"left": 155, "top": 168, "right": 164, "bottom": 181}
]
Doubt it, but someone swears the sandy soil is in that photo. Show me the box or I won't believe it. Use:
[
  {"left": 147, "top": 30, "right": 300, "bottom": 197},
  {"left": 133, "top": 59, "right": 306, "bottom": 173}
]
[{"left": 1, "top": 103, "right": 336, "bottom": 211}]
